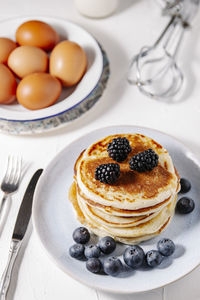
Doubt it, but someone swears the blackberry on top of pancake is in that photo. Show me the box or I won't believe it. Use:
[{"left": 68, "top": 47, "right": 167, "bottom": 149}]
[{"left": 107, "top": 137, "right": 132, "bottom": 162}]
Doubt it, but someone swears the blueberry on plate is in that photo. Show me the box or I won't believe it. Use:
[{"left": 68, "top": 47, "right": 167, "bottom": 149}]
[
  {"left": 157, "top": 238, "right": 175, "bottom": 257},
  {"left": 123, "top": 245, "right": 145, "bottom": 268},
  {"left": 98, "top": 236, "right": 116, "bottom": 254},
  {"left": 176, "top": 197, "right": 195, "bottom": 214},
  {"left": 86, "top": 258, "right": 102, "bottom": 274},
  {"left": 103, "top": 256, "right": 123, "bottom": 276},
  {"left": 73, "top": 227, "right": 90, "bottom": 244},
  {"left": 85, "top": 245, "right": 101, "bottom": 259},
  {"left": 146, "top": 250, "right": 163, "bottom": 267},
  {"left": 179, "top": 178, "right": 191, "bottom": 194},
  {"left": 69, "top": 244, "right": 85, "bottom": 259}
]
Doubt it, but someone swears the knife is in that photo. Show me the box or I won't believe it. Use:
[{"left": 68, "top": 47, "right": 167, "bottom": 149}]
[{"left": 0, "top": 169, "right": 43, "bottom": 300}]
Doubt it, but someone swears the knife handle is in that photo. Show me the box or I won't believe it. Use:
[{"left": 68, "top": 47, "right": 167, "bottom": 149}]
[{"left": 0, "top": 240, "right": 21, "bottom": 300}]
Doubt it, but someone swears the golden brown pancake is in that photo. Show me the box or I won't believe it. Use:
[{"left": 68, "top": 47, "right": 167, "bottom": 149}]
[
  {"left": 69, "top": 181, "right": 176, "bottom": 245},
  {"left": 69, "top": 133, "right": 180, "bottom": 244},
  {"left": 81, "top": 157, "right": 172, "bottom": 199},
  {"left": 76, "top": 134, "right": 179, "bottom": 210},
  {"left": 76, "top": 181, "right": 173, "bottom": 216}
]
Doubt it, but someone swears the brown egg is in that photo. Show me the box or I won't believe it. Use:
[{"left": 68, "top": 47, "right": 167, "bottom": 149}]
[
  {"left": 50, "top": 40, "right": 87, "bottom": 87},
  {"left": 16, "top": 20, "right": 59, "bottom": 51},
  {"left": 0, "top": 38, "right": 17, "bottom": 64},
  {"left": 8, "top": 45, "right": 48, "bottom": 78},
  {"left": 16, "top": 73, "right": 62, "bottom": 110},
  {"left": 0, "top": 64, "right": 17, "bottom": 104}
]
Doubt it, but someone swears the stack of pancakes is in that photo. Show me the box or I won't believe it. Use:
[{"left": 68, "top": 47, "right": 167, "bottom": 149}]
[{"left": 69, "top": 133, "right": 180, "bottom": 245}]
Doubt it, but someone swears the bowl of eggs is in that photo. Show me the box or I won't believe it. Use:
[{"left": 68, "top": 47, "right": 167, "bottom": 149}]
[{"left": 0, "top": 17, "right": 108, "bottom": 134}]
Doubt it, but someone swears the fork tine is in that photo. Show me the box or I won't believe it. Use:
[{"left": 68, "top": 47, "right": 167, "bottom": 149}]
[
  {"left": 9, "top": 156, "right": 21, "bottom": 185},
  {"left": 8, "top": 156, "right": 16, "bottom": 184},
  {"left": 3, "top": 155, "right": 12, "bottom": 184},
  {"left": 3, "top": 156, "right": 22, "bottom": 186},
  {"left": 1, "top": 155, "right": 22, "bottom": 194},
  {"left": 13, "top": 156, "right": 22, "bottom": 186}
]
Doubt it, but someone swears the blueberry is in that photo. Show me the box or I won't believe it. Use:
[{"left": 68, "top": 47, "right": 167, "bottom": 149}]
[
  {"left": 157, "top": 238, "right": 175, "bottom": 256},
  {"left": 176, "top": 197, "right": 195, "bottom": 214},
  {"left": 73, "top": 227, "right": 90, "bottom": 244},
  {"left": 85, "top": 245, "right": 101, "bottom": 259},
  {"left": 146, "top": 250, "right": 163, "bottom": 267},
  {"left": 179, "top": 178, "right": 191, "bottom": 193},
  {"left": 69, "top": 243, "right": 85, "bottom": 259},
  {"left": 86, "top": 258, "right": 102, "bottom": 274},
  {"left": 103, "top": 256, "right": 123, "bottom": 276},
  {"left": 123, "top": 245, "right": 145, "bottom": 268},
  {"left": 98, "top": 236, "right": 116, "bottom": 254}
]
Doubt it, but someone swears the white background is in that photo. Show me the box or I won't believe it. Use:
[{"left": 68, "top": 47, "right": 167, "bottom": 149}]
[{"left": 0, "top": 0, "right": 200, "bottom": 299}]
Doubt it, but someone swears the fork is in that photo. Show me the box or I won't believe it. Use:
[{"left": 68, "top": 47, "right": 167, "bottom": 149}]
[{"left": 0, "top": 156, "right": 22, "bottom": 217}]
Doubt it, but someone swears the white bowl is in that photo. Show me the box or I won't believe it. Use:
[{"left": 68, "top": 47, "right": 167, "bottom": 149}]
[{"left": 0, "top": 16, "right": 103, "bottom": 122}]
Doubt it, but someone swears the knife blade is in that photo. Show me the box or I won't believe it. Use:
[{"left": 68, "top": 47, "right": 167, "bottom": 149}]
[
  {"left": 0, "top": 169, "right": 43, "bottom": 300},
  {"left": 12, "top": 168, "right": 43, "bottom": 241}
]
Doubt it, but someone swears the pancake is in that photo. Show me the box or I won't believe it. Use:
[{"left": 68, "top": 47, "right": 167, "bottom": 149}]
[
  {"left": 78, "top": 192, "right": 176, "bottom": 228},
  {"left": 76, "top": 181, "right": 175, "bottom": 216},
  {"left": 76, "top": 134, "right": 179, "bottom": 210},
  {"left": 78, "top": 192, "right": 176, "bottom": 238},
  {"left": 69, "top": 133, "right": 180, "bottom": 245},
  {"left": 77, "top": 190, "right": 161, "bottom": 228},
  {"left": 69, "top": 181, "right": 176, "bottom": 244},
  {"left": 89, "top": 218, "right": 172, "bottom": 245}
]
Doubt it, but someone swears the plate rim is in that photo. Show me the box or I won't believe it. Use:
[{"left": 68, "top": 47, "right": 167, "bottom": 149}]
[
  {"left": 32, "top": 125, "right": 200, "bottom": 294},
  {"left": 0, "top": 15, "right": 104, "bottom": 122}
]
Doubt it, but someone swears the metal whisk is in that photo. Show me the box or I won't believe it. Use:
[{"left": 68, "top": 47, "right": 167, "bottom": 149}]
[{"left": 127, "top": 0, "right": 200, "bottom": 100}]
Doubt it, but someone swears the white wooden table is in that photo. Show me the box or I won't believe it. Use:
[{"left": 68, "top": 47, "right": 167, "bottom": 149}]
[{"left": 0, "top": 0, "right": 200, "bottom": 299}]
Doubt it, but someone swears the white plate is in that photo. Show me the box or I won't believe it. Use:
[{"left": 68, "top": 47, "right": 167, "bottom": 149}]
[
  {"left": 33, "top": 125, "right": 200, "bottom": 294},
  {"left": 0, "top": 16, "right": 103, "bottom": 121}
]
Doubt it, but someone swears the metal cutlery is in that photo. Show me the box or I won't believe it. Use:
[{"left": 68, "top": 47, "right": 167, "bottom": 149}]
[
  {"left": 0, "top": 156, "right": 22, "bottom": 217},
  {"left": 0, "top": 169, "right": 43, "bottom": 300}
]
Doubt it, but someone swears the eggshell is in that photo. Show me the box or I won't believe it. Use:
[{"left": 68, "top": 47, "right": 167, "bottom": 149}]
[
  {"left": 0, "top": 64, "right": 17, "bottom": 104},
  {"left": 16, "top": 20, "right": 59, "bottom": 51},
  {"left": 16, "top": 73, "right": 62, "bottom": 110},
  {"left": 49, "top": 40, "right": 87, "bottom": 87},
  {"left": 8, "top": 46, "right": 48, "bottom": 78},
  {"left": 0, "top": 38, "right": 17, "bottom": 64}
]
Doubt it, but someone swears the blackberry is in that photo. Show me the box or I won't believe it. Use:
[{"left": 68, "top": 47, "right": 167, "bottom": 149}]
[
  {"left": 129, "top": 149, "right": 159, "bottom": 172},
  {"left": 107, "top": 137, "right": 132, "bottom": 162},
  {"left": 95, "top": 163, "right": 120, "bottom": 184}
]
